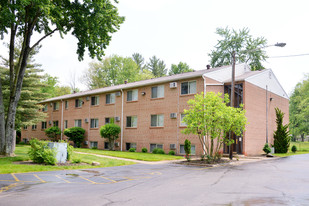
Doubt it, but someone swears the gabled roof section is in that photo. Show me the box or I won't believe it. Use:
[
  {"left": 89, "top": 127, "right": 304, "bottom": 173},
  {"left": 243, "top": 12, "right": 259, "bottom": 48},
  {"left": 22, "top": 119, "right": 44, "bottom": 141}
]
[{"left": 40, "top": 65, "right": 230, "bottom": 103}]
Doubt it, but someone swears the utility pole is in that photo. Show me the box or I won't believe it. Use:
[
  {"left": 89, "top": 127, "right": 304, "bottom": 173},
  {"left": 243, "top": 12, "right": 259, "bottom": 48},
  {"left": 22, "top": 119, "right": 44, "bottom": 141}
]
[{"left": 229, "top": 51, "right": 236, "bottom": 160}]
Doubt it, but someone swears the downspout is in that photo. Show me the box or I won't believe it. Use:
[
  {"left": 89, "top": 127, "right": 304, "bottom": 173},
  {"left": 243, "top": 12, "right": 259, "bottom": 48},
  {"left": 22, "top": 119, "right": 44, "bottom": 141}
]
[
  {"left": 61, "top": 100, "right": 64, "bottom": 140},
  {"left": 202, "top": 75, "right": 207, "bottom": 155},
  {"left": 120, "top": 89, "right": 124, "bottom": 151}
]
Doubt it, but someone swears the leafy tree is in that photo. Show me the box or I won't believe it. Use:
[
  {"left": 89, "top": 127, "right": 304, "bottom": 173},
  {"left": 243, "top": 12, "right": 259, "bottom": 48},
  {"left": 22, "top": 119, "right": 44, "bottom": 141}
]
[
  {"left": 63, "top": 127, "right": 86, "bottom": 148},
  {"left": 208, "top": 27, "right": 268, "bottom": 71},
  {"left": 45, "top": 126, "right": 61, "bottom": 142},
  {"left": 100, "top": 123, "right": 120, "bottom": 150},
  {"left": 273, "top": 108, "right": 290, "bottom": 153},
  {"left": 182, "top": 92, "right": 247, "bottom": 160},
  {"left": 82, "top": 55, "right": 154, "bottom": 89},
  {"left": 40, "top": 74, "right": 71, "bottom": 98},
  {"left": 147, "top": 56, "right": 167, "bottom": 77},
  {"left": 169, "top": 62, "right": 194, "bottom": 75},
  {"left": 0, "top": 0, "right": 124, "bottom": 156},
  {"left": 0, "top": 41, "right": 47, "bottom": 129},
  {"left": 289, "top": 75, "right": 309, "bottom": 141}
]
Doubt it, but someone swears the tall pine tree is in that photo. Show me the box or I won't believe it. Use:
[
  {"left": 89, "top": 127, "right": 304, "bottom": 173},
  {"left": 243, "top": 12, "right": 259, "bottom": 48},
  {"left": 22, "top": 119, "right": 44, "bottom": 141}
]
[{"left": 273, "top": 107, "right": 290, "bottom": 153}]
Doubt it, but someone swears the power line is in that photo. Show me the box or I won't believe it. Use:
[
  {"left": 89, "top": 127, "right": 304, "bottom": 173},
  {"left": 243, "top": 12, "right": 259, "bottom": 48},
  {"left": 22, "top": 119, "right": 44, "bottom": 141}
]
[{"left": 269, "top": 53, "right": 309, "bottom": 58}]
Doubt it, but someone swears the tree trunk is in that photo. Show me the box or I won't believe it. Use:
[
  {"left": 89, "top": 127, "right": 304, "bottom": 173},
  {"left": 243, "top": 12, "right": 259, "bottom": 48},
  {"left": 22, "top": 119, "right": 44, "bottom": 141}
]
[
  {"left": 301, "top": 134, "right": 304, "bottom": 142},
  {"left": 0, "top": 78, "right": 6, "bottom": 154}
]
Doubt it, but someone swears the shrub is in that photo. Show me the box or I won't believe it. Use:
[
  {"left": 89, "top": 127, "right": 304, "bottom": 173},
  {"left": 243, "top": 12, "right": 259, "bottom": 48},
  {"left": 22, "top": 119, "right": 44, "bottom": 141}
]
[
  {"left": 129, "top": 148, "right": 136, "bottom": 152},
  {"left": 28, "top": 138, "right": 57, "bottom": 165},
  {"left": 100, "top": 123, "right": 121, "bottom": 150},
  {"left": 91, "top": 147, "right": 98, "bottom": 149},
  {"left": 45, "top": 126, "right": 61, "bottom": 142},
  {"left": 184, "top": 139, "right": 191, "bottom": 161},
  {"left": 142, "top": 147, "right": 148, "bottom": 153},
  {"left": 152, "top": 148, "right": 165, "bottom": 154},
  {"left": 291, "top": 145, "right": 297, "bottom": 153},
  {"left": 273, "top": 108, "right": 290, "bottom": 153},
  {"left": 263, "top": 143, "right": 271, "bottom": 154},
  {"left": 64, "top": 127, "right": 86, "bottom": 148},
  {"left": 72, "top": 159, "right": 81, "bottom": 164},
  {"left": 168, "top": 150, "right": 175, "bottom": 155}
]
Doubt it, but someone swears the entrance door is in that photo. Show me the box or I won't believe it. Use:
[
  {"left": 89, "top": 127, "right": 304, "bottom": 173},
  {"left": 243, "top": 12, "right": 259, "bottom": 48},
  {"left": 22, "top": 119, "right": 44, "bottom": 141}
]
[{"left": 223, "top": 133, "right": 243, "bottom": 154}]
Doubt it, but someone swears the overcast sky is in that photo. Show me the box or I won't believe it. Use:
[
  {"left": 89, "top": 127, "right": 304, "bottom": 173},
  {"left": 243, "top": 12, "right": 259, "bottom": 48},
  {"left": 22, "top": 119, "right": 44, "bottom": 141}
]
[{"left": 1, "top": 0, "right": 308, "bottom": 95}]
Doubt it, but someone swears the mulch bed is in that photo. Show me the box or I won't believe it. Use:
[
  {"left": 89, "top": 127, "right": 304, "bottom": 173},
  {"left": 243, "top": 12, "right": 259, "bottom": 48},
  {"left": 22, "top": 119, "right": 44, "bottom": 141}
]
[
  {"left": 175, "top": 159, "right": 230, "bottom": 167},
  {"left": 12, "top": 160, "right": 89, "bottom": 166}
]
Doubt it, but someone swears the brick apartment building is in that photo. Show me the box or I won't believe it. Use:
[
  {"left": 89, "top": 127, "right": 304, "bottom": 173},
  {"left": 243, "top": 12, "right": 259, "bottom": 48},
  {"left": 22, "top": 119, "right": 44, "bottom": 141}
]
[{"left": 21, "top": 63, "right": 289, "bottom": 156}]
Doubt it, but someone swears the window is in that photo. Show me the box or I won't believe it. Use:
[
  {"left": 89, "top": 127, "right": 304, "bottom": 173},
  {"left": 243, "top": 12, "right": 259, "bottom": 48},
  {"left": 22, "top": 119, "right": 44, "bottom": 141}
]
[
  {"left": 91, "top": 96, "right": 99, "bottom": 106},
  {"left": 180, "top": 144, "right": 196, "bottom": 155},
  {"left": 126, "top": 116, "right": 137, "bottom": 128},
  {"left": 42, "top": 104, "right": 48, "bottom": 112},
  {"left": 104, "top": 142, "right": 110, "bottom": 150},
  {"left": 151, "top": 85, "right": 164, "bottom": 98},
  {"left": 181, "top": 81, "right": 196, "bottom": 95},
  {"left": 150, "top": 143, "right": 163, "bottom": 152},
  {"left": 64, "top": 120, "right": 68, "bottom": 129},
  {"left": 151, "top": 114, "right": 164, "bottom": 127},
  {"left": 41, "top": 122, "right": 47, "bottom": 129},
  {"left": 90, "top": 119, "right": 99, "bottom": 128},
  {"left": 53, "top": 121, "right": 59, "bottom": 127},
  {"left": 105, "top": 117, "right": 113, "bottom": 124},
  {"left": 23, "top": 125, "right": 28, "bottom": 130},
  {"left": 75, "top": 99, "right": 83, "bottom": 108},
  {"left": 126, "top": 143, "right": 137, "bottom": 151},
  {"left": 106, "top": 93, "right": 115, "bottom": 104},
  {"left": 53, "top": 102, "right": 59, "bottom": 111},
  {"left": 65, "top": 101, "right": 68, "bottom": 109},
  {"left": 90, "top": 141, "right": 98, "bottom": 148},
  {"left": 32, "top": 125, "right": 37, "bottom": 130},
  {"left": 75, "top": 119, "right": 82, "bottom": 127},
  {"left": 127, "top": 89, "right": 138, "bottom": 101},
  {"left": 180, "top": 114, "right": 187, "bottom": 126}
]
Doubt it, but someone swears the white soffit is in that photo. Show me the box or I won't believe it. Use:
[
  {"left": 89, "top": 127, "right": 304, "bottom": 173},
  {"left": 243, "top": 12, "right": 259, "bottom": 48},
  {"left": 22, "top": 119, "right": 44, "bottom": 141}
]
[
  {"left": 245, "top": 69, "right": 289, "bottom": 99},
  {"left": 203, "top": 63, "right": 250, "bottom": 82}
]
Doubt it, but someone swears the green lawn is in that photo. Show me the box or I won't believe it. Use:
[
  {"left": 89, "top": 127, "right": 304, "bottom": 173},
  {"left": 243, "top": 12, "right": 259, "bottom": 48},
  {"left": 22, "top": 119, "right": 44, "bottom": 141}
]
[
  {"left": 0, "top": 145, "right": 134, "bottom": 174},
  {"left": 273, "top": 141, "right": 309, "bottom": 157},
  {"left": 74, "top": 148, "right": 184, "bottom": 161}
]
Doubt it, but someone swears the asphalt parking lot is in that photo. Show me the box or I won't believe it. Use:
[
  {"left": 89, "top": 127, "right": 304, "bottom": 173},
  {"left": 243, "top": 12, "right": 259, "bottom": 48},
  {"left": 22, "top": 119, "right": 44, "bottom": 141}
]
[{"left": 1, "top": 155, "right": 309, "bottom": 206}]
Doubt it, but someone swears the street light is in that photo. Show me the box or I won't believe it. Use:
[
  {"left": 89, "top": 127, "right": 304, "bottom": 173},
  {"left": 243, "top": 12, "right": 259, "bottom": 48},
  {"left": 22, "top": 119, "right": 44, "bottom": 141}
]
[{"left": 229, "top": 42, "right": 286, "bottom": 160}]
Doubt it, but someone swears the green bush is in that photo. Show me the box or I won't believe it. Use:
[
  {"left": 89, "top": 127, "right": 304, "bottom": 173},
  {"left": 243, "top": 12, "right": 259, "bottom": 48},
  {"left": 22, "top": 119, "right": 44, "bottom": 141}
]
[
  {"left": 153, "top": 148, "right": 165, "bottom": 154},
  {"left": 273, "top": 108, "right": 290, "bottom": 153},
  {"left": 263, "top": 143, "right": 271, "bottom": 154},
  {"left": 72, "top": 159, "right": 81, "bottom": 164},
  {"left": 291, "top": 145, "right": 297, "bottom": 153},
  {"left": 28, "top": 138, "right": 57, "bottom": 165},
  {"left": 100, "top": 123, "right": 121, "bottom": 150},
  {"left": 91, "top": 147, "right": 98, "bottom": 149},
  {"left": 168, "top": 150, "right": 175, "bottom": 155},
  {"left": 64, "top": 127, "right": 86, "bottom": 148},
  {"left": 129, "top": 148, "right": 136, "bottom": 152},
  {"left": 184, "top": 139, "right": 191, "bottom": 161},
  {"left": 45, "top": 126, "right": 61, "bottom": 142},
  {"left": 142, "top": 147, "right": 148, "bottom": 153}
]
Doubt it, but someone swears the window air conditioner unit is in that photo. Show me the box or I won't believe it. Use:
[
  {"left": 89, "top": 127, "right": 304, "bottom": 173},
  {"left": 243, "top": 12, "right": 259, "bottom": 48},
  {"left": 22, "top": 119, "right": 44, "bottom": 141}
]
[
  {"left": 170, "top": 144, "right": 176, "bottom": 150},
  {"left": 84, "top": 118, "right": 89, "bottom": 123},
  {"left": 84, "top": 141, "right": 88, "bottom": 145},
  {"left": 115, "top": 91, "right": 121, "bottom": 96},
  {"left": 170, "top": 113, "right": 177, "bottom": 119},
  {"left": 115, "top": 142, "right": 120, "bottom": 147},
  {"left": 115, "top": 116, "right": 121, "bottom": 122},
  {"left": 170, "top": 82, "right": 177, "bottom": 88},
  {"left": 86, "top": 96, "right": 90, "bottom": 101}
]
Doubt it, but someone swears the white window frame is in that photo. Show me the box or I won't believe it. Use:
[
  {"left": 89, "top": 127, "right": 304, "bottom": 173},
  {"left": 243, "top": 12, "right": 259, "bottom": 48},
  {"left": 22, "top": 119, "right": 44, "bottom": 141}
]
[
  {"left": 90, "top": 141, "right": 98, "bottom": 148},
  {"left": 53, "top": 120, "right": 59, "bottom": 127},
  {"left": 127, "top": 89, "right": 138, "bottom": 101},
  {"left": 75, "top": 99, "right": 83, "bottom": 108},
  {"left": 53, "top": 102, "right": 59, "bottom": 111},
  {"left": 150, "top": 143, "right": 163, "bottom": 152},
  {"left": 91, "top": 96, "right": 99, "bottom": 106},
  {"left": 75, "top": 119, "right": 82, "bottom": 127},
  {"left": 64, "top": 120, "right": 68, "bottom": 129},
  {"left": 181, "top": 81, "right": 196, "bottom": 95},
  {"left": 151, "top": 114, "right": 164, "bottom": 127},
  {"left": 90, "top": 118, "right": 99, "bottom": 128},
  {"left": 42, "top": 104, "right": 48, "bottom": 112},
  {"left": 180, "top": 113, "right": 187, "bottom": 126},
  {"left": 65, "top": 101, "right": 68, "bottom": 109},
  {"left": 151, "top": 85, "right": 164, "bottom": 99},
  {"left": 126, "top": 116, "right": 137, "bottom": 128},
  {"left": 32, "top": 125, "right": 37, "bottom": 130},
  {"left": 106, "top": 93, "right": 115, "bottom": 104},
  {"left": 41, "top": 122, "right": 47, "bottom": 129}
]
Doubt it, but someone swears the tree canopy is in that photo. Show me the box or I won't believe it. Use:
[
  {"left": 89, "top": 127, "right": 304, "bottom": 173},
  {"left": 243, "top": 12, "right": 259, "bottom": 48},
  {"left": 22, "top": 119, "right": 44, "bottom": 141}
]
[
  {"left": 40, "top": 74, "right": 72, "bottom": 98},
  {"left": 169, "top": 62, "right": 194, "bottom": 75},
  {"left": 0, "top": 0, "right": 124, "bottom": 156},
  {"left": 82, "top": 55, "right": 154, "bottom": 89},
  {"left": 147, "top": 56, "right": 167, "bottom": 77},
  {"left": 182, "top": 92, "right": 247, "bottom": 160},
  {"left": 289, "top": 74, "right": 309, "bottom": 141},
  {"left": 208, "top": 27, "right": 268, "bottom": 71}
]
